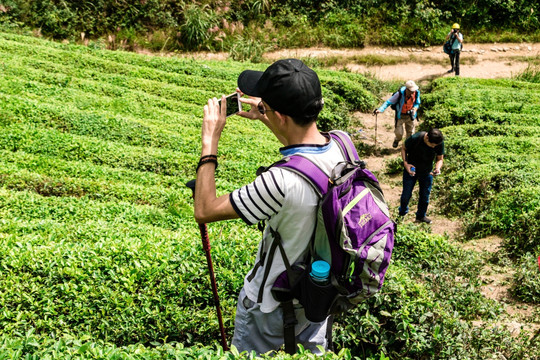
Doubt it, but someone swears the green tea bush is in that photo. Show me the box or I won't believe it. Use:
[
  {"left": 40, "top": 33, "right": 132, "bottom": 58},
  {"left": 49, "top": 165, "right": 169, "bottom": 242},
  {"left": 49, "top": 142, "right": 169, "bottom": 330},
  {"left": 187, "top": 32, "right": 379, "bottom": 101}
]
[
  {"left": 1, "top": 31, "right": 539, "bottom": 359},
  {"left": 468, "top": 187, "right": 540, "bottom": 254},
  {"left": 317, "top": 88, "right": 351, "bottom": 131},
  {"left": 332, "top": 225, "right": 539, "bottom": 359},
  {"left": 441, "top": 124, "right": 540, "bottom": 138},
  {"left": 424, "top": 78, "right": 540, "bottom": 259},
  {"left": 320, "top": 77, "right": 378, "bottom": 113},
  {"left": 317, "top": 71, "right": 383, "bottom": 131},
  {"left": 0, "top": 32, "right": 354, "bottom": 353},
  {"left": 384, "top": 157, "right": 403, "bottom": 175},
  {"left": 437, "top": 138, "right": 540, "bottom": 255},
  {"left": 511, "top": 253, "right": 540, "bottom": 304}
]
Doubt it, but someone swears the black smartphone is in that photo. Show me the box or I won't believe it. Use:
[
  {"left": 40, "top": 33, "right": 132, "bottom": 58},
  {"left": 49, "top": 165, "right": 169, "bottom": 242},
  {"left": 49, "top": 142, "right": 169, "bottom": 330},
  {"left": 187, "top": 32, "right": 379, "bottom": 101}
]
[{"left": 218, "top": 92, "right": 241, "bottom": 117}]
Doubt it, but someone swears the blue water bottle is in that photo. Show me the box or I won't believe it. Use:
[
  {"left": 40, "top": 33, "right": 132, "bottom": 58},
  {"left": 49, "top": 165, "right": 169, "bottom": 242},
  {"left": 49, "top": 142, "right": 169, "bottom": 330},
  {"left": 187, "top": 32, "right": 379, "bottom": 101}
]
[
  {"left": 310, "top": 260, "right": 330, "bottom": 286},
  {"left": 410, "top": 166, "right": 416, "bottom": 176}
]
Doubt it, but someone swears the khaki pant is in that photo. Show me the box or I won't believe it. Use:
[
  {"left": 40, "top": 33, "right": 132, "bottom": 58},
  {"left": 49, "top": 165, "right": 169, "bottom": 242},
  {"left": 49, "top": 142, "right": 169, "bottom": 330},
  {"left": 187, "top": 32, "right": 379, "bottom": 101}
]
[
  {"left": 395, "top": 116, "right": 415, "bottom": 142},
  {"left": 232, "top": 287, "right": 329, "bottom": 355}
]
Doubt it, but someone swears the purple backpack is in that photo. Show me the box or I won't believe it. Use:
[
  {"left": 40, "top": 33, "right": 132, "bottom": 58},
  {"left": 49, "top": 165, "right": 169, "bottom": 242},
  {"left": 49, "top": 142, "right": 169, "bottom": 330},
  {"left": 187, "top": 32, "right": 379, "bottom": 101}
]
[{"left": 268, "top": 131, "right": 395, "bottom": 352}]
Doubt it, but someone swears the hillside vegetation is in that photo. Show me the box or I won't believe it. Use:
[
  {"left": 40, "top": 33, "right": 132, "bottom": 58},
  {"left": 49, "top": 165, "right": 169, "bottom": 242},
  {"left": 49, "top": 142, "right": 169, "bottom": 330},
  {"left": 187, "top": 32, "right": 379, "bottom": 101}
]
[
  {"left": 0, "top": 32, "right": 539, "bottom": 359},
  {"left": 0, "top": 0, "right": 539, "bottom": 59},
  {"left": 421, "top": 76, "right": 540, "bottom": 305}
]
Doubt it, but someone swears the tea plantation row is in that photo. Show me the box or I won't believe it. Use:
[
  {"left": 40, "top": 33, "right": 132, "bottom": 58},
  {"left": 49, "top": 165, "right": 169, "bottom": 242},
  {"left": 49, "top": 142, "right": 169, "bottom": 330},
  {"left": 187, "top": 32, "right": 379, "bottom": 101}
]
[
  {"left": 422, "top": 77, "right": 540, "bottom": 305},
  {"left": 0, "top": 32, "right": 538, "bottom": 358}
]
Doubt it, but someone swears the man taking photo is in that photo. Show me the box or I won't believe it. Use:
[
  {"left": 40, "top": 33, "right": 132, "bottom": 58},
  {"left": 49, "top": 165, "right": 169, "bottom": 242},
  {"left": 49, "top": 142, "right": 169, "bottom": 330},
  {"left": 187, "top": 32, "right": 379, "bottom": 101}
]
[{"left": 193, "top": 59, "right": 348, "bottom": 355}]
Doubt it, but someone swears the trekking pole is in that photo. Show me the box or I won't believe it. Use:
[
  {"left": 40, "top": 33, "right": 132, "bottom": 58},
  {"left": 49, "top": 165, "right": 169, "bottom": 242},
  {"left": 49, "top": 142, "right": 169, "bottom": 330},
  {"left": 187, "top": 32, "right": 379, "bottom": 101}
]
[
  {"left": 374, "top": 111, "right": 378, "bottom": 151},
  {"left": 185, "top": 179, "right": 229, "bottom": 351}
]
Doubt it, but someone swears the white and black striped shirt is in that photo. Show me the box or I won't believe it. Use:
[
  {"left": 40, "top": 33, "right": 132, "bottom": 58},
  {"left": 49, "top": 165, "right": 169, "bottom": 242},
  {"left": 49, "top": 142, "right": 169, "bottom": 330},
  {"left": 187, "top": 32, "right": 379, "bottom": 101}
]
[{"left": 230, "top": 135, "right": 348, "bottom": 313}]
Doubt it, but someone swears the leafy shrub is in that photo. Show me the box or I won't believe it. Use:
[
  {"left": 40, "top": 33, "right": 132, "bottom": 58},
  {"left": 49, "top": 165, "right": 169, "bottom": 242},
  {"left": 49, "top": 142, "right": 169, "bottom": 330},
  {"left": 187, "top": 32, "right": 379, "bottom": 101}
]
[
  {"left": 179, "top": 3, "right": 218, "bottom": 50},
  {"left": 424, "top": 78, "right": 540, "bottom": 258},
  {"left": 515, "top": 64, "right": 540, "bottom": 84},
  {"left": 332, "top": 225, "right": 539, "bottom": 359},
  {"left": 316, "top": 71, "right": 382, "bottom": 131},
  {"left": 384, "top": 157, "right": 403, "bottom": 175},
  {"left": 470, "top": 187, "right": 540, "bottom": 255},
  {"left": 317, "top": 9, "right": 366, "bottom": 48},
  {"left": 317, "top": 88, "right": 351, "bottom": 132},
  {"left": 1, "top": 31, "right": 539, "bottom": 359},
  {"left": 228, "top": 36, "right": 267, "bottom": 63},
  {"left": 511, "top": 253, "right": 540, "bottom": 304},
  {"left": 1, "top": 0, "right": 538, "bottom": 53},
  {"left": 320, "top": 78, "right": 378, "bottom": 113}
]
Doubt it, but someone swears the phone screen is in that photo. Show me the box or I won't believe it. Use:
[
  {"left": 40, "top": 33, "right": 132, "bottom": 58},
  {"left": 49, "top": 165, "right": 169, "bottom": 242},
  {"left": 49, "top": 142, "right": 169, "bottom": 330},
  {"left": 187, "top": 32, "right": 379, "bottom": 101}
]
[{"left": 219, "top": 93, "right": 241, "bottom": 117}]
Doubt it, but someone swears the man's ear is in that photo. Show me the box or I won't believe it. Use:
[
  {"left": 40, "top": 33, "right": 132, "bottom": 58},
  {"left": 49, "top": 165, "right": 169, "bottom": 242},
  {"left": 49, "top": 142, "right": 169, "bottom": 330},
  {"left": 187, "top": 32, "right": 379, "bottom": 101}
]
[{"left": 274, "top": 111, "right": 288, "bottom": 126}]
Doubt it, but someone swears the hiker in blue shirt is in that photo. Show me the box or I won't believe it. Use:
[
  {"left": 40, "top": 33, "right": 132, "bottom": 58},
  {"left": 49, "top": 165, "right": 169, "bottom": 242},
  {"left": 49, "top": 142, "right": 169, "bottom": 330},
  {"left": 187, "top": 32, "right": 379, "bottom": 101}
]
[
  {"left": 398, "top": 129, "right": 445, "bottom": 224},
  {"left": 374, "top": 80, "right": 421, "bottom": 148},
  {"left": 445, "top": 23, "right": 464, "bottom": 76}
]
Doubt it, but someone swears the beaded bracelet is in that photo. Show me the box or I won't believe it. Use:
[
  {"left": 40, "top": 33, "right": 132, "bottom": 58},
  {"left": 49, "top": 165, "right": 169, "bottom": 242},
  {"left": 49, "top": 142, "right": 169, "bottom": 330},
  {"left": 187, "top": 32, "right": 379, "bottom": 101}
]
[{"left": 196, "top": 155, "right": 218, "bottom": 173}]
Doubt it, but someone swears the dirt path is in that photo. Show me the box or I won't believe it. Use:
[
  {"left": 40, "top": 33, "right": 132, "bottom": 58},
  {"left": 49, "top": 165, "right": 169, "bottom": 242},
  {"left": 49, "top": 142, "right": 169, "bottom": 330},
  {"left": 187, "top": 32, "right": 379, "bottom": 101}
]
[{"left": 263, "top": 42, "right": 539, "bottom": 82}]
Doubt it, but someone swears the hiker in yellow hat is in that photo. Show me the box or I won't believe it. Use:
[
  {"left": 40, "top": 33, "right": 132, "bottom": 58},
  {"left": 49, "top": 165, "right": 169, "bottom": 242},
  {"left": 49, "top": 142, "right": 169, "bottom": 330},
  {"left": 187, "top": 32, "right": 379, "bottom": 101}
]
[{"left": 445, "top": 23, "right": 464, "bottom": 76}]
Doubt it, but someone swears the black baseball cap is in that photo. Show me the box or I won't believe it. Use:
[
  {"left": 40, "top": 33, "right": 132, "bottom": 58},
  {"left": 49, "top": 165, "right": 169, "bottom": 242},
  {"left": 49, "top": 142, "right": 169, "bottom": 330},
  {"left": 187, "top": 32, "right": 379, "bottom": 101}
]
[{"left": 237, "top": 59, "right": 323, "bottom": 118}]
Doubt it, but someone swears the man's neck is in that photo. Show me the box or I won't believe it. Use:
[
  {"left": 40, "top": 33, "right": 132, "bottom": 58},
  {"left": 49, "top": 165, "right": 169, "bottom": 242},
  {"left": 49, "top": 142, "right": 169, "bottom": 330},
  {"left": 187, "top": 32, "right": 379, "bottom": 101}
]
[{"left": 285, "top": 122, "right": 327, "bottom": 146}]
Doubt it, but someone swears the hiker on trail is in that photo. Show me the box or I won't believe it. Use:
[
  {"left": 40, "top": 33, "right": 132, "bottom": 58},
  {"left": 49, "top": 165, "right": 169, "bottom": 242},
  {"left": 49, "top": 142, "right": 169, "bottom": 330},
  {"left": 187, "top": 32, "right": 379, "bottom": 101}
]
[
  {"left": 445, "top": 23, "right": 464, "bottom": 76},
  {"left": 193, "top": 59, "right": 344, "bottom": 355},
  {"left": 398, "top": 128, "right": 445, "bottom": 224},
  {"left": 374, "top": 80, "right": 421, "bottom": 148}
]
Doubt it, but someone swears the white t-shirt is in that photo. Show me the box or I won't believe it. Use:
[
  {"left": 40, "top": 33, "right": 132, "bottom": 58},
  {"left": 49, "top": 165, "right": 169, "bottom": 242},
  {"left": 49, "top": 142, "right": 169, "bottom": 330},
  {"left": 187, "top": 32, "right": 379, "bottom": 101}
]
[{"left": 230, "top": 134, "right": 348, "bottom": 313}]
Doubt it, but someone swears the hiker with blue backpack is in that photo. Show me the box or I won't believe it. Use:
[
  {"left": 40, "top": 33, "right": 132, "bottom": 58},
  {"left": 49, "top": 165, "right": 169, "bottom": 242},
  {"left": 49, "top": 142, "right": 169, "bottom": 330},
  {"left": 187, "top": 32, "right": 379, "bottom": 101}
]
[
  {"left": 374, "top": 80, "right": 421, "bottom": 148},
  {"left": 398, "top": 129, "right": 445, "bottom": 224},
  {"left": 193, "top": 59, "right": 395, "bottom": 355},
  {"left": 445, "top": 23, "right": 464, "bottom": 76}
]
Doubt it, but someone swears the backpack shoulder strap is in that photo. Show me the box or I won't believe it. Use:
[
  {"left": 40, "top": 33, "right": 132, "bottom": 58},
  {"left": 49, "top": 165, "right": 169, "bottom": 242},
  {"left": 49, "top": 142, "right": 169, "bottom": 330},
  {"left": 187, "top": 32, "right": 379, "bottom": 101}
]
[
  {"left": 274, "top": 131, "right": 359, "bottom": 197},
  {"left": 329, "top": 130, "right": 360, "bottom": 162},
  {"left": 274, "top": 156, "right": 328, "bottom": 197}
]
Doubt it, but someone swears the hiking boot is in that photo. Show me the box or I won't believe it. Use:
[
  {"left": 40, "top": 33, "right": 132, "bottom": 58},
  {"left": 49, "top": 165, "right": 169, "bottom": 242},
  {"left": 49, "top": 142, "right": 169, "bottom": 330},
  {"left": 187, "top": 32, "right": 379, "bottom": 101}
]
[
  {"left": 416, "top": 216, "right": 432, "bottom": 224},
  {"left": 392, "top": 140, "right": 399, "bottom": 148},
  {"left": 447, "top": 69, "right": 454, "bottom": 73}
]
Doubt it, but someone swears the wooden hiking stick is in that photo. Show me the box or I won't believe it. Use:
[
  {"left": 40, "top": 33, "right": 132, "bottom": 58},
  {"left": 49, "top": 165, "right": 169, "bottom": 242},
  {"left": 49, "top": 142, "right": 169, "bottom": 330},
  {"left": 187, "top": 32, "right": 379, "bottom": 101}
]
[{"left": 186, "top": 180, "right": 229, "bottom": 351}]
